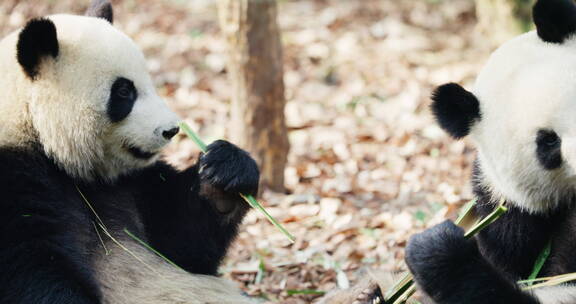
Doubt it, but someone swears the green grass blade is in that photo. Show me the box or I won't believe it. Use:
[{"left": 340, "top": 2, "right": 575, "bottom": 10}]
[
  {"left": 255, "top": 254, "right": 266, "bottom": 284},
  {"left": 286, "top": 289, "right": 326, "bottom": 296},
  {"left": 179, "top": 121, "right": 295, "bottom": 243}
]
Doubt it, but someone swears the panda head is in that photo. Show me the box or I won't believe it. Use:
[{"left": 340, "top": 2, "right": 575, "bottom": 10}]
[
  {"left": 432, "top": 0, "right": 576, "bottom": 214},
  {"left": 0, "top": 0, "right": 180, "bottom": 182}
]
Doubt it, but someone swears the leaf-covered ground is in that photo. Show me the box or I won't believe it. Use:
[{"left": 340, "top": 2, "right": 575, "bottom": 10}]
[{"left": 0, "top": 0, "right": 496, "bottom": 302}]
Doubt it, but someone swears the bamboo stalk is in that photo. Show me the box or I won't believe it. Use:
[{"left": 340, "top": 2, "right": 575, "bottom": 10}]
[{"left": 522, "top": 272, "right": 576, "bottom": 290}]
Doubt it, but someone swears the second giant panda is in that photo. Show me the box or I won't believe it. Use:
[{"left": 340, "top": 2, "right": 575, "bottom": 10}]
[
  {"left": 0, "top": 1, "right": 260, "bottom": 303},
  {"left": 405, "top": 0, "right": 576, "bottom": 303}
]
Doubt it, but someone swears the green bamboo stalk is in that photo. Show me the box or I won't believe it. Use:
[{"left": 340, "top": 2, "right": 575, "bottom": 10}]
[
  {"left": 179, "top": 122, "right": 208, "bottom": 151},
  {"left": 463, "top": 204, "right": 507, "bottom": 238},
  {"left": 178, "top": 122, "right": 295, "bottom": 243}
]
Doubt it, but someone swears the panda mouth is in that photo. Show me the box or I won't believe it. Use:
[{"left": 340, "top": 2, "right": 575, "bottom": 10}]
[{"left": 126, "top": 145, "right": 157, "bottom": 160}]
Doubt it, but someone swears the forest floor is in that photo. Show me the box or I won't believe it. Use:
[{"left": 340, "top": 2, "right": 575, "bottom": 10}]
[{"left": 1, "top": 0, "right": 498, "bottom": 303}]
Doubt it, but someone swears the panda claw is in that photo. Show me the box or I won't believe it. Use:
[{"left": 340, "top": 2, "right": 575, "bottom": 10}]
[{"left": 353, "top": 284, "right": 384, "bottom": 304}]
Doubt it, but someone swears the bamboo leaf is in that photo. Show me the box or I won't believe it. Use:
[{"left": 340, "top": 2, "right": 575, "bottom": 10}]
[{"left": 526, "top": 240, "right": 552, "bottom": 286}]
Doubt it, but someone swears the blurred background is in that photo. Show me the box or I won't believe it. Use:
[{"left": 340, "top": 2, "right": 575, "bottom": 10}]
[{"left": 0, "top": 0, "right": 534, "bottom": 303}]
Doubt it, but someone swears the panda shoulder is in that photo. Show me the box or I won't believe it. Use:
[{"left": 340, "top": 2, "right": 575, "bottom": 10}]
[
  {"left": 0, "top": 147, "right": 64, "bottom": 208},
  {"left": 0, "top": 147, "right": 51, "bottom": 180}
]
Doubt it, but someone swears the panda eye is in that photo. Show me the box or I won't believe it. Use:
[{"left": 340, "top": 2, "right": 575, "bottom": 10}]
[
  {"left": 537, "top": 130, "right": 560, "bottom": 147},
  {"left": 536, "top": 129, "right": 562, "bottom": 170},
  {"left": 117, "top": 86, "right": 133, "bottom": 99},
  {"left": 545, "top": 136, "right": 559, "bottom": 146},
  {"left": 113, "top": 78, "right": 136, "bottom": 100},
  {"left": 108, "top": 77, "right": 137, "bottom": 123}
]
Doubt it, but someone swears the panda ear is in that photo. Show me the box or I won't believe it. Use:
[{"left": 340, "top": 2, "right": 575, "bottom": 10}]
[
  {"left": 17, "top": 18, "right": 59, "bottom": 80},
  {"left": 533, "top": 0, "right": 576, "bottom": 43},
  {"left": 85, "top": 0, "right": 114, "bottom": 24},
  {"left": 431, "top": 83, "right": 481, "bottom": 139}
]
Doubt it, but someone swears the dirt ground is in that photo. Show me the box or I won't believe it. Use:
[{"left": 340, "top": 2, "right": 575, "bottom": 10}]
[{"left": 0, "top": 0, "right": 496, "bottom": 302}]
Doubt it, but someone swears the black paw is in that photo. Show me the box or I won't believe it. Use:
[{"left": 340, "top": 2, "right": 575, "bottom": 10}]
[
  {"left": 405, "top": 220, "right": 477, "bottom": 296},
  {"left": 405, "top": 220, "right": 470, "bottom": 272},
  {"left": 198, "top": 140, "right": 259, "bottom": 196}
]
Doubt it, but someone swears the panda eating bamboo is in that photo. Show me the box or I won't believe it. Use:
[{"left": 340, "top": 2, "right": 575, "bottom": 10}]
[
  {"left": 404, "top": 0, "right": 576, "bottom": 303},
  {"left": 0, "top": 1, "right": 261, "bottom": 303}
]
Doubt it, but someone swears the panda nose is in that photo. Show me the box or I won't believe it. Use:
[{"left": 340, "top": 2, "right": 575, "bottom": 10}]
[{"left": 162, "top": 127, "right": 180, "bottom": 139}]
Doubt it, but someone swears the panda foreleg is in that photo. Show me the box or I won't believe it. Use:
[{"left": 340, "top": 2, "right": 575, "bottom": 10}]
[
  {"left": 191, "top": 139, "right": 260, "bottom": 237},
  {"left": 405, "top": 220, "right": 540, "bottom": 304},
  {"left": 139, "top": 140, "right": 258, "bottom": 276}
]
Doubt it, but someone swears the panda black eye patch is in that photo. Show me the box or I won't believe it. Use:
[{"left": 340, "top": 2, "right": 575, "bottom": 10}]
[
  {"left": 107, "top": 77, "right": 137, "bottom": 123},
  {"left": 536, "top": 129, "right": 562, "bottom": 170}
]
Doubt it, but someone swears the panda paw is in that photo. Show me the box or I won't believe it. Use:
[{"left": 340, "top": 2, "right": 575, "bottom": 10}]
[
  {"left": 198, "top": 140, "right": 259, "bottom": 196},
  {"left": 405, "top": 220, "right": 468, "bottom": 270},
  {"left": 405, "top": 220, "right": 477, "bottom": 294}
]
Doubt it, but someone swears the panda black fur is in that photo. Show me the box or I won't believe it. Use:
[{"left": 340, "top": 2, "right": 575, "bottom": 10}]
[
  {"left": 0, "top": 1, "right": 259, "bottom": 303},
  {"left": 405, "top": 1, "right": 576, "bottom": 303}
]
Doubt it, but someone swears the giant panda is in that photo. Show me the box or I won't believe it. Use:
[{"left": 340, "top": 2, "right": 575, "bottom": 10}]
[
  {"left": 0, "top": 1, "right": 261, "bottom": 303},
  {"left": 404, "top": 0, "right": 576, "bottom": 303}
]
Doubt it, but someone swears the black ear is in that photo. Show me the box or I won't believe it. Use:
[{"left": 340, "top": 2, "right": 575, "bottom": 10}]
[
  {"left": 431, "top": 83, "right": 481, "bottom": 139},
  {"left": 85, "top": 0, "right": 113, "bottom": 24},
  {"left": 533, "top": 0, "right": 576, "bottom": 43},
  {"left": 17, "top": 18, "right": 59, "bottom": 80}
]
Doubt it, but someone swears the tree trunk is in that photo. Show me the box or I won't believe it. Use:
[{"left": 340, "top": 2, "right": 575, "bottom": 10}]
[
  {"left": 219, "top": 0, "right": 289, "bottom": 192},
  {"left": 476, "top": 0, "right": 534, "bottom": 46}
]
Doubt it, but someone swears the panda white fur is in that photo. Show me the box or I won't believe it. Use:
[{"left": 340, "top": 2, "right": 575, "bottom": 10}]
[
  {"left": 404, "top": 0, "right": 576, "bottom": 303},
  {"left": 0, "top": 1, "right": 260, "bottom": 303}
]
